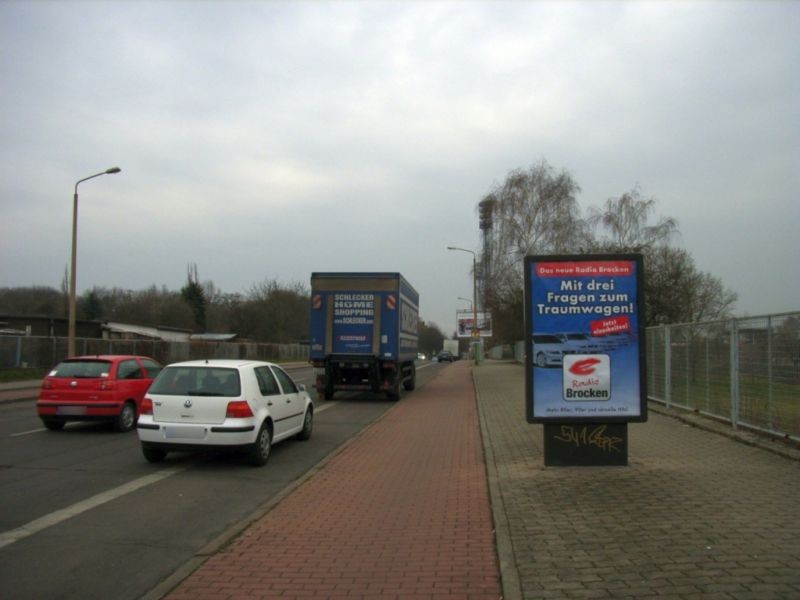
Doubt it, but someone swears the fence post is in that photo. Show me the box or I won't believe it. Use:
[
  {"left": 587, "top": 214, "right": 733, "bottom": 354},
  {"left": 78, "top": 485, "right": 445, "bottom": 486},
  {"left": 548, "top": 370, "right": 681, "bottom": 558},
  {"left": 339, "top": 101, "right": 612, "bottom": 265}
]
[
  {"left": 664, "top": 326, "right": 672, "bottom": 409},
  {"left": 767, "top": 315, "right": 774, "bottom": 430},
  {"left": 15, "top": 336, "right": 22, "bottom": 367},
  {"left": 685, "top": 326, "right": 691, "bottom": 407},
  {"left": 705, "top": 332, "right": 710, "bottom": 413},
  {"left": 648, "top": 332, "right": 655, "bottom": 397},
  {"left": 730, "top": 319, "right": 739, "bottom": 430}
]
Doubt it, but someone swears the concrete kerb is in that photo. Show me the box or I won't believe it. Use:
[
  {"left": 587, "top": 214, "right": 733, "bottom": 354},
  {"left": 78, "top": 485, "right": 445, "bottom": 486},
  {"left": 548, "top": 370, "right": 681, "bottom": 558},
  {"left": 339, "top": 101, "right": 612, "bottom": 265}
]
[
  {"left": 473, "top": 364, "right": 523, "bottom": 600},
  {"left": 141, "top": 392, "right": 409, "bottom": 600},
  {"left": 648, "top": 401, "right": 800, "bottom": 462}
]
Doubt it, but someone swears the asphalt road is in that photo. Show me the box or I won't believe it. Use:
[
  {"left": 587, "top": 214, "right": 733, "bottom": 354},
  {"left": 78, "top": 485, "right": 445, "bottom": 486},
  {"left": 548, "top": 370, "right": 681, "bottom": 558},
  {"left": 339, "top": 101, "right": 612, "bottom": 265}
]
[{"left": 0, "top": 361, "right": 446, "bottom": 600}]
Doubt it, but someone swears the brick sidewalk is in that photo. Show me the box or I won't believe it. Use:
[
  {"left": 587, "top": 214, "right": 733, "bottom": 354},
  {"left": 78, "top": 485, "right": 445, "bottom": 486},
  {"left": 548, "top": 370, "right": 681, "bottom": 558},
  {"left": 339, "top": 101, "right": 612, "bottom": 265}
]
[
  {"left": 474, "top": 361, "right": 800, "bottom": 600},
  {"left": 166, "top": 361, "right": 501, "bottom": 600}
]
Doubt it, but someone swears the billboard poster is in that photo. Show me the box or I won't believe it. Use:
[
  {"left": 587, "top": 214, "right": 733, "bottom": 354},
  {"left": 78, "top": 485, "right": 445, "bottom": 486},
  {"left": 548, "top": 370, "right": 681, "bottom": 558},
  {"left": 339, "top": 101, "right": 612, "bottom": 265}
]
[
  {"left": 456, "top": 311, "right": 493, "bottom": 338},
  {"left": 525, "top": 254, "right": 647, "bottom": 423}
]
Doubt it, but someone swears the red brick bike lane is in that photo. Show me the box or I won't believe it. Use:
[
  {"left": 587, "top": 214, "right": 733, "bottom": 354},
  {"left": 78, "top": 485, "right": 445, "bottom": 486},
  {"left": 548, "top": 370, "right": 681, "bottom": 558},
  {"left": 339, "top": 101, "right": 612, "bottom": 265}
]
[{"left": 166, "top": 361, "right": 501, "bottom": 600}]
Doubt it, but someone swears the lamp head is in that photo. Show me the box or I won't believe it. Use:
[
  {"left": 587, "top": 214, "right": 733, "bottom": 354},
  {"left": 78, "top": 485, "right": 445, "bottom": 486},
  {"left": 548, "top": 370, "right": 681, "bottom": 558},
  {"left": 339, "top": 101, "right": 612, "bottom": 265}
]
[{"left": 105, "top": 166, "right": 121, "bottom": 174}]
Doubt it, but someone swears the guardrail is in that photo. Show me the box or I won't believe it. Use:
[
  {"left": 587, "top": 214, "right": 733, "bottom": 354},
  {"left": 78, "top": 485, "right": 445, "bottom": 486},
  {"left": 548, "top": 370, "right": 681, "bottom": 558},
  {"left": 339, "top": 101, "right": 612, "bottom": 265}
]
[{"left": 0, "top": 336, "right": 309, "bottom": 370}]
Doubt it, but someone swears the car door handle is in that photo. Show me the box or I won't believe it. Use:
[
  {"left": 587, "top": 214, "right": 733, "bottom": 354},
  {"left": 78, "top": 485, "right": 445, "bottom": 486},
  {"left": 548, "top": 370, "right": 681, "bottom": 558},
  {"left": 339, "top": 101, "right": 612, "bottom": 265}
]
[
  {"left": 286, "top": 399, "right": 291, "bottom": 404},
  {"left": 268, "top": 401, "right": 273, "bottom": 406}
]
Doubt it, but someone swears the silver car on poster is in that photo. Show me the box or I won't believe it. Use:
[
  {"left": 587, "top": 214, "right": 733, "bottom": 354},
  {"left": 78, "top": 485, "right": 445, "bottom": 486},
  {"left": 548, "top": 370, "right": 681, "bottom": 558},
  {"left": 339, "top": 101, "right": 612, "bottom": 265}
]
[{"left": 532, "top": 334, "right": 565, "bottom": 368}]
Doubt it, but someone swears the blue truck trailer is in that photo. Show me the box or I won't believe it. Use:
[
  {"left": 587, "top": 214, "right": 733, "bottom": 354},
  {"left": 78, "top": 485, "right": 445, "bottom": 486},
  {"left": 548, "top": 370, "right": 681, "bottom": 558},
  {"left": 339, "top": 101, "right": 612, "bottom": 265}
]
[{"left": 309, "top": 272, "right": 419, "bottom": 401}]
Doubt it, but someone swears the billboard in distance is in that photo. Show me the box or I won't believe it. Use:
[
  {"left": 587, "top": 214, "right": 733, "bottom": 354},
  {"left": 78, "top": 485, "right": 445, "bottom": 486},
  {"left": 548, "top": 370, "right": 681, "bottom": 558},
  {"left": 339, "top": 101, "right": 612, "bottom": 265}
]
[{"left": 456, "top": 310, "right": 492, "bottom": 338}]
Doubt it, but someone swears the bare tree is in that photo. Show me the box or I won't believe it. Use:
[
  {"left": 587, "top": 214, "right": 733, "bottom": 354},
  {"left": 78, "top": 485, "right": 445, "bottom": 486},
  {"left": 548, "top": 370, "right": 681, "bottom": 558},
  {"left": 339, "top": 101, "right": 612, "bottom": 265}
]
[
  {"left": 418, "top": 320, "right": 445, "bottom": 357},
  {"left": 645, "top": 245, "right": 737, "bottom": 325},
  {"left": 588, "top": 186, "right": 678, "bottom": 252},
  {"left": 239, "top": 278, "right": 309, "bottom": 342},
  {"left": 479, "top": 159, "right": 586, "bottom": 342}
]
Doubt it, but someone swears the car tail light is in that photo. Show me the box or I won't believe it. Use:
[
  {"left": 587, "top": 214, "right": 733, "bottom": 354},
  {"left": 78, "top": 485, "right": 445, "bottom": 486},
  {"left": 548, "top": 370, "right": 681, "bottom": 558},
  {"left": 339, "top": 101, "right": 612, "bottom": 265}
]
[
  {"left": 226, "top": 401, "right": 254, "bottom": 418},
  {"left": 141, "top": 397, "right": 153, "bottom": 415},
  {"left": 42, "top": 379, "right": 54, "bottom": 390},
  {"left": 100, "top": 380, "right": 117, "bottom": 391}
]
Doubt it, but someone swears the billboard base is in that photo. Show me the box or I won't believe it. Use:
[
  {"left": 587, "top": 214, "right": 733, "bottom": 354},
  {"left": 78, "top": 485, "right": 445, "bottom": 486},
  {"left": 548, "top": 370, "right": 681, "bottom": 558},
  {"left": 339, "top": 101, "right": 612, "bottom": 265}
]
[{"left": 543, "top": 422, "right": 628, "bottom": 467}]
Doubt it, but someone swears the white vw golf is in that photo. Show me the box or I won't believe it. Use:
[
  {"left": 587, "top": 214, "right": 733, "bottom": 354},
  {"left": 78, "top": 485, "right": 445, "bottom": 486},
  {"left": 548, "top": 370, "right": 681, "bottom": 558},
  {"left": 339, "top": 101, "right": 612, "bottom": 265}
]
[{"left": 137, "top": 359, "right": 313, "bottom": 466}]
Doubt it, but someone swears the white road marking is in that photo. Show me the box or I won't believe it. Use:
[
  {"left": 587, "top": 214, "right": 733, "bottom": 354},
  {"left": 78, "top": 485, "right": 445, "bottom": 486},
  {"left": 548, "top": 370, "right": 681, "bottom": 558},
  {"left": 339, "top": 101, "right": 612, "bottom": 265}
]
[
  {"left": 0, "top": 466, "right": 186, "bottom": 549},
  {"left": 10, "top": 428, "right": 46, "bottom": 437},
  {"left": 2, "top": 368, "right": 421, "bottom": 544}
]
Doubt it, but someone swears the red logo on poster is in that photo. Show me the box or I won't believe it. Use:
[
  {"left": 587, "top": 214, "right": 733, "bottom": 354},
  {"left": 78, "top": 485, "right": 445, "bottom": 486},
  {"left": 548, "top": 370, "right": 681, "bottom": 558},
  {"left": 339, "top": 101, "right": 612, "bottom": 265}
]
[
  {"left": 386, "top": 295, "right": 396, "bottom": 310},
  {"left": 312, "top": 294, "right": 322, "bottom": 309},
  {"left": 568, "top": 357, "right": 602, "bottom": 376}
]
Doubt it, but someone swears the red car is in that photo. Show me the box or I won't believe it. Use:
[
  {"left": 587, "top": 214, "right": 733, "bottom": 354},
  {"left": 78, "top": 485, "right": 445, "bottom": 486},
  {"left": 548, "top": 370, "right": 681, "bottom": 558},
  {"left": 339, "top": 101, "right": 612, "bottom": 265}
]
[{"left": 37, "top": 355, "right": 163, "bottom": 432}]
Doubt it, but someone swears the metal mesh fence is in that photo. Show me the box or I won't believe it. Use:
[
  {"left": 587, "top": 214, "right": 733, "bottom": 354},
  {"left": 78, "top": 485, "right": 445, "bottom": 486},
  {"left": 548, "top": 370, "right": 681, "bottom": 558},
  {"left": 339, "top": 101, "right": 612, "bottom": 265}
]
[
  {"left": 0, "top": 336, "right": 310, "bottom": 371},
  {"left": 647, "top": 312, "right": 800, "bottom": 441}
]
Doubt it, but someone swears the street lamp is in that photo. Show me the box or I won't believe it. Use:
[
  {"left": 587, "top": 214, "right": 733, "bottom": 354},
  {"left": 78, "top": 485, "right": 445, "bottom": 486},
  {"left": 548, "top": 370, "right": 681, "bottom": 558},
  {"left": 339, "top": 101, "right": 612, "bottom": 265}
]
[
  {"left": 447, "top": 246, "right": 481, "bottom": 364},
  {"left": 68, "top": 166, "right": 121, "bottom": 357},
  {"left": 457, "top": 296, "right": 473, "bottom": 310}
]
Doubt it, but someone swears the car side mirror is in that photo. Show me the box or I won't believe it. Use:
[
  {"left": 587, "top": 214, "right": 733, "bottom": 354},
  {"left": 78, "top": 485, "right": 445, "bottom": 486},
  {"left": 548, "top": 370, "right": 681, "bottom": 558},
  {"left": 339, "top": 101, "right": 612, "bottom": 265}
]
[{"left": 298, "top": 384, "right": 306, "bottom": 392}]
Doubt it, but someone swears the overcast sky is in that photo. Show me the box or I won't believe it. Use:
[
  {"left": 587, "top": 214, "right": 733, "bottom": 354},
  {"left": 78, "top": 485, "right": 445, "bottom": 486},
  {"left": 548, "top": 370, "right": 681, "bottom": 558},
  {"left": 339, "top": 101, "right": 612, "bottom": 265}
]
[{"left": 1, "top": 0, "right": 798, "bottom": 334}]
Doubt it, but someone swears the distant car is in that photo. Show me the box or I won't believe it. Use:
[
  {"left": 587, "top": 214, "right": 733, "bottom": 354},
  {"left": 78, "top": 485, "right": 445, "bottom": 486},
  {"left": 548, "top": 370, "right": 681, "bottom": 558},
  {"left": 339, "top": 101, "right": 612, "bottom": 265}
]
[
  {"left": 437, "top": 350, "right": 455, "bottom": 363},
  {"left": 136, "top": 359, "right": 314, "bottom": 466},
  {"left": 417, "top": 353, "right": 427, "bottom": 361},
  {"left": 532, "top": 334, "right": 564, "bottom": 368},
  {"left": 37, "top": 355, "right": 163, "bottom": 432}
]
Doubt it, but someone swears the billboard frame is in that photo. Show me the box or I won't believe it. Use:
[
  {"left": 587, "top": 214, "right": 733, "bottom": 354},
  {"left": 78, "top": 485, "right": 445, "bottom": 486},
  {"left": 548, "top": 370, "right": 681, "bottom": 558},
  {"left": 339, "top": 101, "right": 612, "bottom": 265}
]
[{"left": 525, "top": 253, "right": 648, "bottom": 425}]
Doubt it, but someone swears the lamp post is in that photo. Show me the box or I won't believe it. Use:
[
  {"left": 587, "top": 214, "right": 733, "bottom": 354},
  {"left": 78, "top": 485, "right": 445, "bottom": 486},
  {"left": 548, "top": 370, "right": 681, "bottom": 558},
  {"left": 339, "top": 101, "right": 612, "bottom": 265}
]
[
  {"left": 457, "top": 296, "right": 473, "bottom": 310},
  {"left": 447, "top": 246, "right": 481, "bottom": 364},
  {"left": 68, "top": 166, "right": 121, "bottom": 357}
]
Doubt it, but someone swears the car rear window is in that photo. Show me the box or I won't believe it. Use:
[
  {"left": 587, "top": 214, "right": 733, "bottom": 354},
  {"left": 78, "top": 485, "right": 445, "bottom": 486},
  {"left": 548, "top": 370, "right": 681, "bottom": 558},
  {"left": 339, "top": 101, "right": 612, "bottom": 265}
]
[
  {"left": 49, "top": 360, "right": 113, "bottom": 378},
  {"left": 149, "top": 367, "right": 241, "bottom": 397}
]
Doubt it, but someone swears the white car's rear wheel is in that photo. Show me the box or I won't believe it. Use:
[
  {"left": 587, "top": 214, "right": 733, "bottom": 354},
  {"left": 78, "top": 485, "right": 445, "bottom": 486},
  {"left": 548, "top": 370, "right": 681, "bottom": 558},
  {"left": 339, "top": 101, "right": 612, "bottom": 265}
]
[
  {"left": 248, "top": 423, "right": 272, "bottom": 466},
  {"left": 141, "top": 443, "right": 167, "bottom": 463}
]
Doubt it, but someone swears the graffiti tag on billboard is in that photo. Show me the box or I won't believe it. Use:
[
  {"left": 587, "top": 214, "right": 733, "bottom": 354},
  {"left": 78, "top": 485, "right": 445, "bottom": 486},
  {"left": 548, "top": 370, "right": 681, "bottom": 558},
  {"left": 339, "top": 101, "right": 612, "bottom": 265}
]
[{"left": 552, "top": 424, "right": 624, "bottom": 453}]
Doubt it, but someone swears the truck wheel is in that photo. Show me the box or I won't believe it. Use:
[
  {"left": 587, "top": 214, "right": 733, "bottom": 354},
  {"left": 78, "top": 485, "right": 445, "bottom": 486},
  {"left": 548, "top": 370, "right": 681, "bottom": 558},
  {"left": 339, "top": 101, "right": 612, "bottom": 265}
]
[
  {"left": 402, "top": 364, "right": 416, "bottom": 391},
  {"left": 387, "top": 378, "right": 401, "bottom": 401}
]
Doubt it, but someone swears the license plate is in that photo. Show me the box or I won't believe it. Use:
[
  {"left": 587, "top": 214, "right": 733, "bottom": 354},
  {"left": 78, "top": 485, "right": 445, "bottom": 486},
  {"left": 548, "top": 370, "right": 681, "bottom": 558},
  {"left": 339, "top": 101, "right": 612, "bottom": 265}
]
[
  {"left": 165, "top": 426, "right": 206, "bottom": 440},
  {"left": 57, "top": 406, "right": 86, "bottom": 416}
]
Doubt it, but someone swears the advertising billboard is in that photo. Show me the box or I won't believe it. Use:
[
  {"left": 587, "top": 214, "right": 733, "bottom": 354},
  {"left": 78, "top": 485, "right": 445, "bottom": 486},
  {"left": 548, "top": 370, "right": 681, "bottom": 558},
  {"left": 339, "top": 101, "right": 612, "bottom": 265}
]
[
  {"left": 456, "top": 310, "right": 493, "bottom": 338},
  {"left": 525, "top": 254, "right": 647, "bottom": 424}
]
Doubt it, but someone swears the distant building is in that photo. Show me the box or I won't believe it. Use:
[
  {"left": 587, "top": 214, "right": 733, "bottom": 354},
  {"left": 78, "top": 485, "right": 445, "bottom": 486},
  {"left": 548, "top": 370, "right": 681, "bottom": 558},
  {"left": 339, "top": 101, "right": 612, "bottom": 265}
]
[
  {"left": 0, "top": 315, "right": 238, "bottom": 343},
  {"left": 0, "top": 314, "right": 102, "bottom": 338}
]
